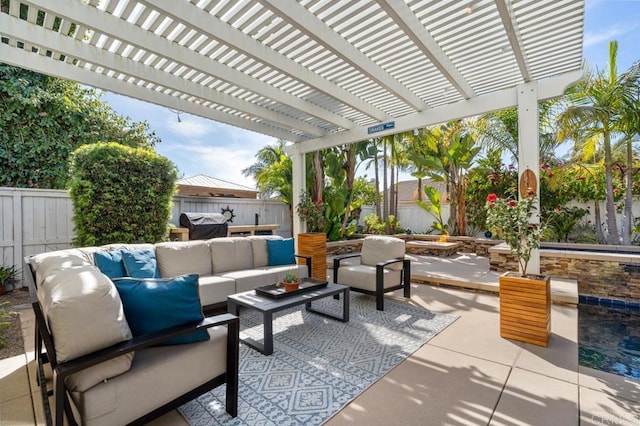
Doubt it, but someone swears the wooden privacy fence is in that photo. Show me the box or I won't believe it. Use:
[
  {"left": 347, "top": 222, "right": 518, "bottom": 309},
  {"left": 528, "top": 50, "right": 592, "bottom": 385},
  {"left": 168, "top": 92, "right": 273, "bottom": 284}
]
[{"left": 0, "top": 187, "right": 291, "bottom": 286}]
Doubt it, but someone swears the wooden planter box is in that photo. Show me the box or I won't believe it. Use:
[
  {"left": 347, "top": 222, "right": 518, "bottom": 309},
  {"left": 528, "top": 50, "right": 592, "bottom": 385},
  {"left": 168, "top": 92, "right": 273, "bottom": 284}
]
[
  {"left": 297, "top": 232, "right": 327, "bottom": 281},
  {"left": 499, "top": 272, "right": 551, "bottom": 347}
]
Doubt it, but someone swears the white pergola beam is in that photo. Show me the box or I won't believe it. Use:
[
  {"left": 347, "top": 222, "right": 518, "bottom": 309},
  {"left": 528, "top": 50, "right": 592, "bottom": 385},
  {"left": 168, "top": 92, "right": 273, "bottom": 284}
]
[
  {"left": 297, "top": 70, "right": 583, "bottom": 153},
  {"left": 0, "top": 43, "right": 299, "bottom": 142},
  {"left": 517, "top": 81, "right": 540, "bottom": 274},
  {"left": 1, "top": 13, "right": 323, "bottom": 138},
  {"left": 257, "top": 0, "right": 428, "bottom": 112},
  {"left": 376, "top": 0, "right": 476, "bottom": 100},
  {"left": 140, "top": 0, "right": 388, "bottom": 122},
  {"left": 495, "top": 0, "right": 532, "bottom": 82},
  {"left": 19, "top": 0, "right": 353, "bottom": 133}
]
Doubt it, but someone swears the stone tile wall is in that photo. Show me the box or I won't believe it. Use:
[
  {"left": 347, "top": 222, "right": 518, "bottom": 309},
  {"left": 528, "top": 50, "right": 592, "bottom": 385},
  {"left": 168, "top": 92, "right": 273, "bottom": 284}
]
[{"left": 489, "top": 244, "right": 640, "bottom": 302}]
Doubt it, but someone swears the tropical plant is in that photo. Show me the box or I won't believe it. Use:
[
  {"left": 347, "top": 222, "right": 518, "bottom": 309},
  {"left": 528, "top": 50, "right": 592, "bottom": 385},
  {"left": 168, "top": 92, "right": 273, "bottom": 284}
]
[
  {"left": 242, "top": 140, "right": 293, "bottom": 205},
  {"left": 363, "top": 213, "right": 385, "bottom": 234},
  {"left": 296, "top": 190, "right": 325, "bottom": 233},
  {"left": 464, "top": 150, "right": 517, "bottom": 235},
  {"left": 0, "top": 64, "right": 158, "bottom": 189},
  {"left": 557, "top": 41, "right": 640, "bottom": 244},
  {"left": 413, "top": 121, "right": 480, "bottom": 235},
  {"left": 485, "top": 193, "right": 546, "bottom": 275},
  {"left": 68, "top": 142, "right": 177, "bottom": 246},
  {"left": 545, "top": 206, "right": 589, "bottom": 242},
  {"left": 0, "top": 265, "right": 19, "bottom": 294},
  {"left": 417, "top": 186, "right": 449, "bottom": 235}
]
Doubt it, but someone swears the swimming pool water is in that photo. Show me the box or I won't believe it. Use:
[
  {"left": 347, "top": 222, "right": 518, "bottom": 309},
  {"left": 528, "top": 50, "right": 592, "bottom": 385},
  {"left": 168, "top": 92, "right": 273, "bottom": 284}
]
[{"left": 578, "top": 302, "right": 640, "bottom": 379}]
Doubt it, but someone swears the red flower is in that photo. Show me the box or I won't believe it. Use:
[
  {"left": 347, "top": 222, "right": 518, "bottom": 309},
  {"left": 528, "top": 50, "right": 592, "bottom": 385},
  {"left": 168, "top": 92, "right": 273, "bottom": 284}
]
[
  {"left": 527, "top": 189, "right": 534, "bottom": 196},
  {"left": 556, "top": 206, "right": 562, "bottom": 212},
  {"left": 508, "top": 200, "right": 517, "bottom": 207},
  {"left": 487, "top": 193, "right": 497, "bottom": 203}
]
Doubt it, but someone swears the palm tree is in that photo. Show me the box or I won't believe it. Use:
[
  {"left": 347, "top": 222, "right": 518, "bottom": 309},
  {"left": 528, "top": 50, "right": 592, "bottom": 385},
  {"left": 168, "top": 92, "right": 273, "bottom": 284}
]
[
  {"left": 475, "top": 100, "right": 563, "bottom": 165},
  {"left": 242, "top": 140, "right": 293, "bottom": 207},
  {"left": 557, "top": 41, "right": 640, "bottom": 244}
]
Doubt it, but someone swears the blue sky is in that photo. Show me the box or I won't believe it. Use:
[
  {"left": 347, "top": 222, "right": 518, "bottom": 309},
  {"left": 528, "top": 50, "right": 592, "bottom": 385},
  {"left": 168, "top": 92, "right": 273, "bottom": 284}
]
[{"left": 103, "top": 0, "right": 640, "bottom": 189}]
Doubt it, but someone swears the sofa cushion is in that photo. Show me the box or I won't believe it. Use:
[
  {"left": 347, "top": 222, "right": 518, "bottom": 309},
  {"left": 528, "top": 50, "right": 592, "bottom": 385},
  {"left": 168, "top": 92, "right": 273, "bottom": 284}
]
[
  {"left": 266, "top": 238, "right": 295, "bottom": 266},
  {"left": 219, "top": 269, "right": 278, "bottom": 293},
  {"left": 38, "top": 265, "right": 133, "bottom": 382},
  {"left": 247, "top": 235, "right": 283, "bottom": 268},
  {"left": 361, "top": 236, "right": 406, "bottom": 271},
  {"left": 94, "top": 250, "right": 127, "bottom": 279},
  {"left": 30, "top": 250, "right": 93, "bottom": 287},
  {"left": 197, "top": 275, "right": 236, "bottom": 306},
  {"left": 69, "top": 326, "right": 228, "bottom": 425},
  {"left": 66, "top": 352, "right": 135, "bottom": 393},
  {"left": 209, "top": 237, "right": 253, "bottom": 273},
  {"left": 336, "top": 265, "right": 402, "bottom": 291},
  {"left": 113, "top": 274, "right": 208, "bottom": 345},
  {"left": 121, "top": 249, "right": 160, "bottom": 278},
  {"left": 155, "top": 241, "right": 212, "bottom": 278}
]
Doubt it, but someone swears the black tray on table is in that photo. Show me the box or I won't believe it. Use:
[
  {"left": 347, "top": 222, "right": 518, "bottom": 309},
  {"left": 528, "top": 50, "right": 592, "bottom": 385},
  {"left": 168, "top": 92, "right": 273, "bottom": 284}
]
[{"left": 255, "top": 278, "right": 329, "bottom": 299}]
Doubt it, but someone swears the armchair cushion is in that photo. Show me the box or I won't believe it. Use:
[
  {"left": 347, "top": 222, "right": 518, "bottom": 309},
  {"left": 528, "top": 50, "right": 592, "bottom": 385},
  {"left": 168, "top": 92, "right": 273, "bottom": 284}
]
[
  {"left": 266, "top": 238, "right": 295, "bottom": 266},
  {"left": 336, "top": 265, "right": 402, "bottom": 291},
  {"left": 113, "top": 274, "right": 209, "bottom": 345},
  {"left": 361, "top": 236, "right": 405, "bottom": 271}
]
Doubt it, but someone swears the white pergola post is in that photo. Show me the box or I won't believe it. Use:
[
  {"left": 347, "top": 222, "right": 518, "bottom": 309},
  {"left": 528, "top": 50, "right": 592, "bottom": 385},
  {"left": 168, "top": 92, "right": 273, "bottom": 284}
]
[
  {"left": 517, "top": 82, "right": 540, "bottom": 275},
  {"left": 289, "top": 143, "right": 306, "bottom": 240}
]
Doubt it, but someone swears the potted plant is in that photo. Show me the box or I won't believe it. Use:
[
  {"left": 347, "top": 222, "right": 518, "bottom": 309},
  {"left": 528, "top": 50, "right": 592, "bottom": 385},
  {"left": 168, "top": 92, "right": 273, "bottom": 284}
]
[
  {"left": 296, "top": 190, "right": 327, "bottom": 280},
  {"left": 485, "top": 192, "right": 551, "bottom": 347},
  {"left": 0, "top": 265, "right": 19, "bottom": 296},
  {"left": 281, "top": 271, "right": 300, "bottom": 292}
]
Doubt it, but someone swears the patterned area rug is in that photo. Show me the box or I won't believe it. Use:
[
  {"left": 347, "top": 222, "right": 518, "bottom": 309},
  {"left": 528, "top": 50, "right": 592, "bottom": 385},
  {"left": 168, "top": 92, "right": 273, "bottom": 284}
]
[{"left": 180, "top": 293, "right": 458, "bottom": 425}]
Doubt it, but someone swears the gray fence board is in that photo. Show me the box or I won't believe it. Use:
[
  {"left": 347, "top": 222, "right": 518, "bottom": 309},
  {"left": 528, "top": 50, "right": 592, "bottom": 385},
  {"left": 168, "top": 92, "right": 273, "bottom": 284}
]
[{"left": 1, "top": 187, "right": 291, "bottom": 287}]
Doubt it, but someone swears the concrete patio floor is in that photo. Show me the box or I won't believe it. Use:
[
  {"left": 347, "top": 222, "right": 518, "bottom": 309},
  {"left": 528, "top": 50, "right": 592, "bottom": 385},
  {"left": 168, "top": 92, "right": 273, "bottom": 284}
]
[{"left": 2, "top": 254, "right": 640, "bottom": 425}]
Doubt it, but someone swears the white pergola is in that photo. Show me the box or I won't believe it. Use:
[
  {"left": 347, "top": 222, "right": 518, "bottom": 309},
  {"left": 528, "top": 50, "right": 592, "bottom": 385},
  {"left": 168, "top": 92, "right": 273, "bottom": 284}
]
[{"left": 0, "top": 0, "right": 585, "bottom": 273}]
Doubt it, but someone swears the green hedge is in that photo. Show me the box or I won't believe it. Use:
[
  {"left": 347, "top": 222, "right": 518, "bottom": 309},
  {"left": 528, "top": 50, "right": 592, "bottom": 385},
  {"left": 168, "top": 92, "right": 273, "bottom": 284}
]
[{"left": 68, "top": 142, "right": 177, "bottom": 246}]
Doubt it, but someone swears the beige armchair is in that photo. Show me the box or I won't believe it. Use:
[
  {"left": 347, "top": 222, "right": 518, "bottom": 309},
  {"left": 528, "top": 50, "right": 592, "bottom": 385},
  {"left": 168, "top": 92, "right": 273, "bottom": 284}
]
[{"left": 333, "top": 236, "right": 411, "bottom": 310}]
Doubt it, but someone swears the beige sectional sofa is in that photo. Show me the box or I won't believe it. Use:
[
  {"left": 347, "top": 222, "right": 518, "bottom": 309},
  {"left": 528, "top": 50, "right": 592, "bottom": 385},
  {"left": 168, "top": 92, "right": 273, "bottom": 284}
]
[
  {"left": 33, "top": 235, "right": 309, "bottom": 313},
  {"left": 25, "top": 235, "right": 307, "bottom": 425}
]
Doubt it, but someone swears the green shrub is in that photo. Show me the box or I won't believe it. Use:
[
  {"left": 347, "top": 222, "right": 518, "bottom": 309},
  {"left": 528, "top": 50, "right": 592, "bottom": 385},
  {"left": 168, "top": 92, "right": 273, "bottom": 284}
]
[
  {"left": 68, "top": 142, "right": 177, "bottom": 246},
  {"left": 363, "top": 213, "right": 385, "bottom": 234}
]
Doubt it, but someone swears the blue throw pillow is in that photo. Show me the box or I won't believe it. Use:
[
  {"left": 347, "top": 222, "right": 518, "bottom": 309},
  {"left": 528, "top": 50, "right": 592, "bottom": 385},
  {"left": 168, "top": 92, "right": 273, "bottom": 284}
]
[
  {"left": 112, "top": 274, "right": 209, "bottom": 345},
  {"left": 94, "top": 250, "right": 126, "bottom": 279},
  {"left": 121, "top": 248, "right": 160, "bottom": 278},
  {"left": 266, "top": 238, "right": 295, "bottom": 266}
]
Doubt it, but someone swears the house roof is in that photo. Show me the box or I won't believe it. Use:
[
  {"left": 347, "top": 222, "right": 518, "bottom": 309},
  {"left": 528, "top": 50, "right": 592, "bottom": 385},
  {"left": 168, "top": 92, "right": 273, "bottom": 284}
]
[
  {"left": 396, "top": 179, "right": 447, "bottom": 204},
  {"left": 0, "top": 1, "right": 584, "bottom": 152},
  {"left": 177, "top": 174, "right": 258, "bottom": 198}
]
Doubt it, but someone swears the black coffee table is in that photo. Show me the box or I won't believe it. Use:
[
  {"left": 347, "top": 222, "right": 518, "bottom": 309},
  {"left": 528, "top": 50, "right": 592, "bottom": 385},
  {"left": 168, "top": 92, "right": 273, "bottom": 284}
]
[{"left": 227, "top": 282, "right": 349, "bottom": 355}]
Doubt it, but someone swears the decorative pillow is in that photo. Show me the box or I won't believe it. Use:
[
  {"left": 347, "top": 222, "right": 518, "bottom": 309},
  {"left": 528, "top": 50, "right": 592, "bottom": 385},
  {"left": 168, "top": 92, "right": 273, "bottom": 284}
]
[
  {"left": 266, "top": 238, "right": 295, "bottom": 266},
  {"left": 112, "top": 274, "right": 209, "bottom": 345},
  {"left": 94, "top": 250, "right": 127, "bottom": 279},
  {"left": 121, "top": 248, "right": 160, "bottom": 278}
]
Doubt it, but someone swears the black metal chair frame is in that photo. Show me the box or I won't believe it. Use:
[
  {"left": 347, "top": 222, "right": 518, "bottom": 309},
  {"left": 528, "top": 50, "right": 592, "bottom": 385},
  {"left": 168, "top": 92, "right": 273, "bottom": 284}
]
[
  {"left": 333, "top": 254, "right": 411, "bottom": 310},
  {"left": 24, "top": 257, "right": 240, "bottom": 426}
]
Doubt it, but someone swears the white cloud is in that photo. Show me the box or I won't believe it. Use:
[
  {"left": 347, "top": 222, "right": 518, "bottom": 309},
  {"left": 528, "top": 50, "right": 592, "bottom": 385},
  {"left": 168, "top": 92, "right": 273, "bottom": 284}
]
[
  {"left": 156, "top": 135, "right": 270, "bottom": 188},
  {"left": 584, "top": 26, "right": 631, "bottom": 48}
]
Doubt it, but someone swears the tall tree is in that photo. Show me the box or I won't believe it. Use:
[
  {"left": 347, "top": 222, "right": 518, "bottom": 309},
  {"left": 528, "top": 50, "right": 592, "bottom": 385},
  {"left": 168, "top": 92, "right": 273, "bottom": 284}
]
[
  {"left": 557, "top": 41, "right": 640, "bottom": 244},
  {"left": 0, "top": 64, "right": 159, "bottom": 189},
  {"left": 242, "top": 140, "right": 293, "bottom": 206}
]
